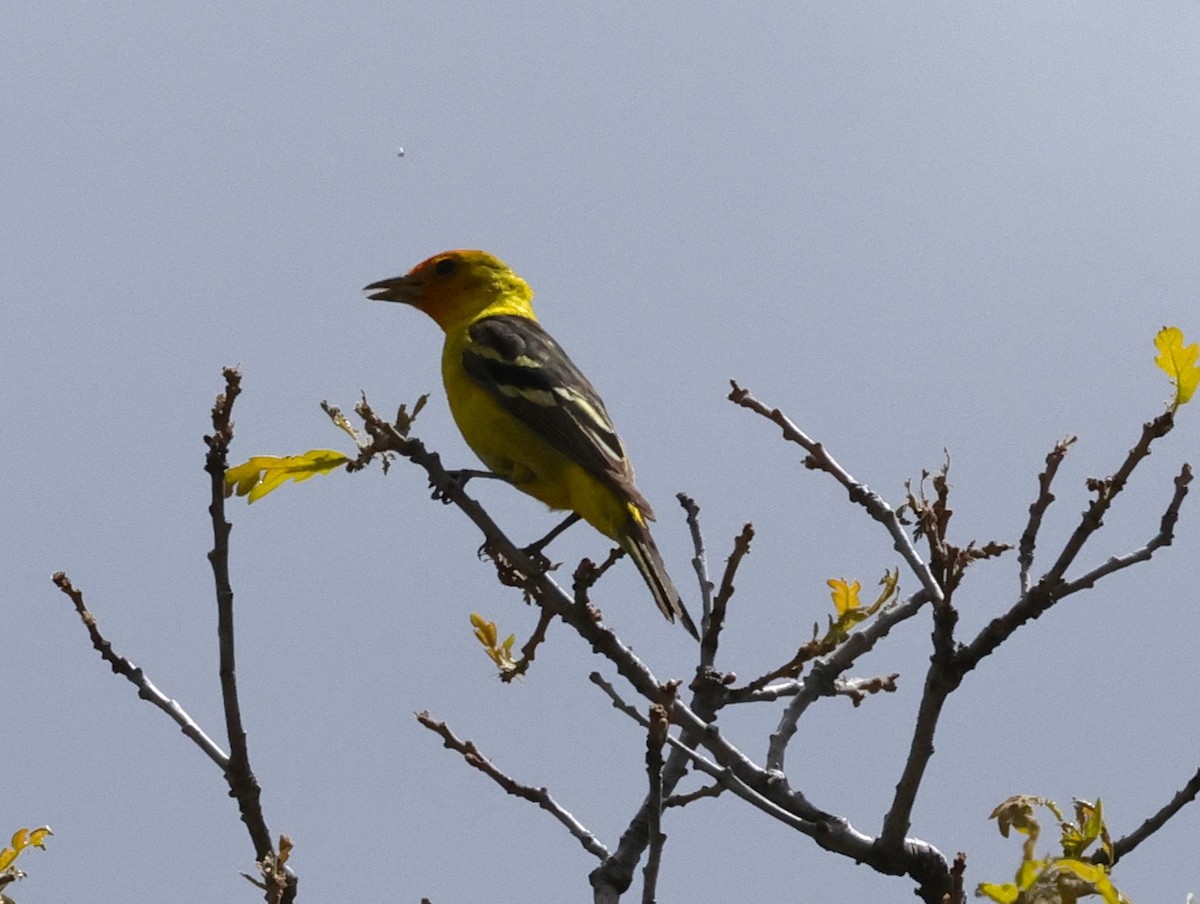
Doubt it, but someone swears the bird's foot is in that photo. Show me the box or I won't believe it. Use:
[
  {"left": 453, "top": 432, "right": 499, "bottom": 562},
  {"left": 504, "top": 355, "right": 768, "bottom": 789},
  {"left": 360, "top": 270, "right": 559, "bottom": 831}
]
[{"left": 430, "top": 468, "right": 496, "bottom": 503}]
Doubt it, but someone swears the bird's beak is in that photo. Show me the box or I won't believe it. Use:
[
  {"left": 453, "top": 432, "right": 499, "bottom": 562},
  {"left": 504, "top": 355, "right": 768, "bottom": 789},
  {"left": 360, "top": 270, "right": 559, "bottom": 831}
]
[{"left": 363, "top": 275, "right": 422, "bottom": 303}]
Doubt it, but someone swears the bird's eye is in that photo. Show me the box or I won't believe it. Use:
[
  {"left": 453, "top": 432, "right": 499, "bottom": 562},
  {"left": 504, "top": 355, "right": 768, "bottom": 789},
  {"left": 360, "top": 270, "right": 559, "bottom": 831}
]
[{"left": 434, "top": 258, "right": 459, "bottom": 277}]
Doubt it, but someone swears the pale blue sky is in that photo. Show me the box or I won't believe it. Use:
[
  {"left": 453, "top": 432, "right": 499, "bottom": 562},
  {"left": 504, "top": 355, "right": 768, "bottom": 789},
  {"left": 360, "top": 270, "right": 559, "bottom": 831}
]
[{"left": 4, "top": 3, "right": 1199, "bottom": 902}]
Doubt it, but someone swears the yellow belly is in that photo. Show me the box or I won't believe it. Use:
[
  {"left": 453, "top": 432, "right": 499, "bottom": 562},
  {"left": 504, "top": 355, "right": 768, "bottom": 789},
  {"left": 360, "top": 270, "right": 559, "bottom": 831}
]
[{"left": 442, "top": 348, "right": 631, "bottom": 541}]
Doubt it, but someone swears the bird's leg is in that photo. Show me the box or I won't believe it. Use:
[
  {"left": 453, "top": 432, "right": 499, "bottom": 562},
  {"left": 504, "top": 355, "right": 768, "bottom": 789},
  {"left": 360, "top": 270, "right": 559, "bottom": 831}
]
[
  {"left": 521, "top": 512, "right": 583, "bottom": 570},
  {"left": 431, "top": 469, "right": 510, "bottom": 504}
]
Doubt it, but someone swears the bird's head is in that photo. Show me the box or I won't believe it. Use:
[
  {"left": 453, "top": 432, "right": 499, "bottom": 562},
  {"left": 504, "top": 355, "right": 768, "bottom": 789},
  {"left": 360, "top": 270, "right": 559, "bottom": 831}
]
[{"left": 364, "top": 249, "right": 534, "bottom": 331}]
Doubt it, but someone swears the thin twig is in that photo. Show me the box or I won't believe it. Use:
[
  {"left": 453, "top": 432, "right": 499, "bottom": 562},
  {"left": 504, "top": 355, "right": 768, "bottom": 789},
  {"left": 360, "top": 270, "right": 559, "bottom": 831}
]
[
  {"left": 665, "top": 782, "right": 725, "bottom": 809},
  {"left": 1055, "top": 462, "right": 1192, "bottom": 597},
  {"left": 764, "top": 591, "right": 929, "bottom": 770},
  {"left": 59, "top": 368, "right": 292, "bottom": 904},
  {"left": 732, "top": 679, "right": 803, "bottom": 703},
  {"left": 741, "top": 570, "right": 903, "bottom": 697},
  {"left": 960, "top": 459, "right": 1192, "bottom": 674},
  {"left": 204, "top": 368, "right": 277, "bottom": 871},
  {"left": 591, "top": 628, "right": 948, "bottom": 900},
  {"left": 833, "top": 673, "right": 900, "bottom": 706},
  {"left": 415, "top": 711, "right": 610, "bottom": 861},
  {"left": 1042, "top": 412, "right": 1174, "bottom": 587},
  {"left": 728, "top": 381, "right": 943, "bottom": 604},
  {"left": 701, "top": 523, "right": 753, "bottom": 663},
  {"left": 1098, "top": 764, "right": 1200, "bottom": 866},
  {"left": 949, "top": 852, "right": 967, "bottom": 904},
  {"left": 1017, "top": 436, "right": 1077, "bottom": 593},
  {"left": 50, "top": 573, "right": 229, "bottom": 768},
  {"left": 573, "top": 547, "right": 625, "bottom": 607},
  {"left": 641, "top": 703, "right": 670, "bottom": 904},
  {"left": 503, "top": 606, "right": 556, "bottom": 683},
  {"left": 590, "top": 672, "right": 653, "bottom": 728},
  {"left": 590, "top": 667, "right": 730, "bottom": 886},
  {"left": 590, "top": 675, "right": 822, "bottom": 835},
  {"left": 677, "top": 494, "right": 715, "bottom": 658}
]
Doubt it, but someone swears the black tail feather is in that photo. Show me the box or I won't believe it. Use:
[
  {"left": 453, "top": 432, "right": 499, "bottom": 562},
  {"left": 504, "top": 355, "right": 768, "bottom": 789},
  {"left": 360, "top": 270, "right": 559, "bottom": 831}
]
[{"left": 622, "top": 529, "right": 700, "bottom": 640}]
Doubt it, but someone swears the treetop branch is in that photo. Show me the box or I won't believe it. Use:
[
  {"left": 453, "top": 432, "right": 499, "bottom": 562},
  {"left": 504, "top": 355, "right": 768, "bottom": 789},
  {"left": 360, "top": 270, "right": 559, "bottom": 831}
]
[
  {"left": 958, "top": 451, "right": 1191, "bottom": 677},
  {"left": 50, "top": 572, "right": 230, "bottom": 769},
  {"left": 728, "top": 381, "right": 944, "bottom": 604},
  {"left": 1017, "top": 435, "right": 1077, "bottom": 592},
  {"left": 416, "top": 710, "right": 611, "bottom": 861},
  {"left": 205, "top": 368, "right": 278, "bottom": 871}
]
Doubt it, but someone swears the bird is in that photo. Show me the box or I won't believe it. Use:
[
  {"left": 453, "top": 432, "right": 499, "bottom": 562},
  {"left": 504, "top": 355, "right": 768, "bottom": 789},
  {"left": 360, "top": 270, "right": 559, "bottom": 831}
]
[{"left": 364, "top": 249, "right": 699, "bottom": 639}]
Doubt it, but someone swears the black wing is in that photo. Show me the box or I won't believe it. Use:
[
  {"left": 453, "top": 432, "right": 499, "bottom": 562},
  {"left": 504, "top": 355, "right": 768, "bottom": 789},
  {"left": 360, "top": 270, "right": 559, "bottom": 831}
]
[{"left": 462, "top": 315, "right": 653, "bottom": 516}]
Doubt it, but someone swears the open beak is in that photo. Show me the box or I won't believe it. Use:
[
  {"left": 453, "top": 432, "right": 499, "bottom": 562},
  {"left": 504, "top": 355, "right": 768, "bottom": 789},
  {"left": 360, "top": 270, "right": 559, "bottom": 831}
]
[{"left": 363, "top": 275, "right": 422, "bottom": 303}]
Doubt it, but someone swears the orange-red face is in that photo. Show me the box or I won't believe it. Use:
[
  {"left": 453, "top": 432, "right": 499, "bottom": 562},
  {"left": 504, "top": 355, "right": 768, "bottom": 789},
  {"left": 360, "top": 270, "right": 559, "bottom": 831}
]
[{"left": 364, "top": 250, "right": 527, "bottom": 330}]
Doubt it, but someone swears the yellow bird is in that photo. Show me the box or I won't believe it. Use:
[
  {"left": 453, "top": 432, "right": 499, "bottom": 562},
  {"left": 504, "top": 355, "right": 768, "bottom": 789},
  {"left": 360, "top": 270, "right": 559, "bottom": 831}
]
[{"left": 365, "top": 250, "right": 698, "bottom": 639}]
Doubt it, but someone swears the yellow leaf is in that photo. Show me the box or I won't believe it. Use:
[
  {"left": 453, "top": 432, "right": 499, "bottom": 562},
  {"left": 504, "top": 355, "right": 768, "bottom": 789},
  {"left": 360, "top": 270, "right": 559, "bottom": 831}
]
[
  {"left": 0, "top": 826, "right": 52, "bottom": 874},
  {"left": 224, "top": 450, "right": 350, "bottom": 503},
  {"left": 1015, "top": 858, "right": 1042, "bottom": 889},
  {"left": 470, "top": 614, "right": 518, "bottom": 673},
  {"left": 1154, "top": 326, "right": 1200, "bottom": 411},
  {"left": 827, "top": 578, "right": 861, "bottom": 617},
  {"left": 975, "top": 883, "right": 1019, "bottom": 904},
  {"left": 471, "top": 613, "right": 498, "bottom": 648},
  {"left": 870, "top": 568, "right": 900, "bottom": 613},
  {"left": 1071, "top": 798, "right": 1103, "bottom": 855},
  {"left": 1052, "top": 858, "right": 1129, "bottom": 904}
]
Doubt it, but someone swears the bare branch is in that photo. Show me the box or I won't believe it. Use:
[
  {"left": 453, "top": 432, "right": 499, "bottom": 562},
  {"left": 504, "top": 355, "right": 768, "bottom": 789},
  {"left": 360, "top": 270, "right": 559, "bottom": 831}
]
[
  {"left": 833, "top": 673, "right": 900, "bottom": 706},
  {"left": 204, "top": 367, "right": 277, "bottom": 870},
  {"left": 590, "top": 672, "right": 653, "bottom": 727},
  {"left": 50, "top": 573, "right": 229, "bottom": 769},
  {"left": 728, "top": 381, "right": 943, "bottom": 604},
  {"left": 641, "top": 703, "right": 671, "bottom": 904},
  {"left": 1098, "top": 763, "right": 1200, "bottom": 866},
  {"left": 415, "top": 711, "right": 610, "bottom": 861},
  {"left": 765, "top": 591, "right": 930, "bottom": 770},
  {"left": 676, "top": 494, "right": 716, "bottom": 656},
  {"left": 591, "top": 676, "right": 827, "bottom": 836},
  {"left": 360, "top": 394, "right": 955, "bottom": 902},
  {"left": 665, "top": 782, "right": 725, "bottom": 809},
  {"left": 960, "top": 458, "right": 1192, "bottom": 674},
  {"left": 573, "top": 548, "right": 625, "bottom": 607},
  {"left": 902, "top": 461, "right": 1011, "bottom": 600},
  {"left": 352, "top": 396, "right": 683, "bottom": 704},
  {"left": 501, "top": 607, "right": 556, "bottom": 683},
  {"left": 732, "top": 679, "right": 803, "bottom": 703},
  {"left": 700, "top": 523, "right": 753, "bottom": 664},
  {"left": 880, "top": 600, "right": 960, "bottom": 853},
  {"left": 949, "top": 851, "right": 967, "bottom": 904},
  {"left": 1018, "top": 436, "right": 1077, "bottom": 592},
  {"left": 58, "top": 368, "right": 293, "bottom": 904},
  {"left": 1041, "top": 411, "right": 1174, "bottom": 587},
  {"left": 598, "top": 594, "right": 950, "bottom": 898},
  {"left": 1056, "top": 462, "right": 1192, "bottom": 597}
]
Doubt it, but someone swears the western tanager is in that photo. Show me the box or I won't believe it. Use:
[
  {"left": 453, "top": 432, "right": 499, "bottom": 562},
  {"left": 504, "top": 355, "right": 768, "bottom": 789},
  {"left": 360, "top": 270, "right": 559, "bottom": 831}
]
[{"left": 365, "top": 250, "right": 698, "bottom": 639}]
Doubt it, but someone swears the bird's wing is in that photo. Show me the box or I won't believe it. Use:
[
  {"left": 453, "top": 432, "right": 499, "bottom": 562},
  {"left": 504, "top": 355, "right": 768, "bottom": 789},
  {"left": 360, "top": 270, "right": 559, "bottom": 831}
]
[{"left": 462, "top": 314, "right": 654, "bottom": 517}]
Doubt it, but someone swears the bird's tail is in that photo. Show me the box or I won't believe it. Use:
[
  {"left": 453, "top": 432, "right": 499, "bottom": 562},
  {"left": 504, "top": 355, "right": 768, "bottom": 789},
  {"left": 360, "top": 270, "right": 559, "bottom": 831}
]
[{"left": 620, "top": 523, "right": 700, "bottom": 640}]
